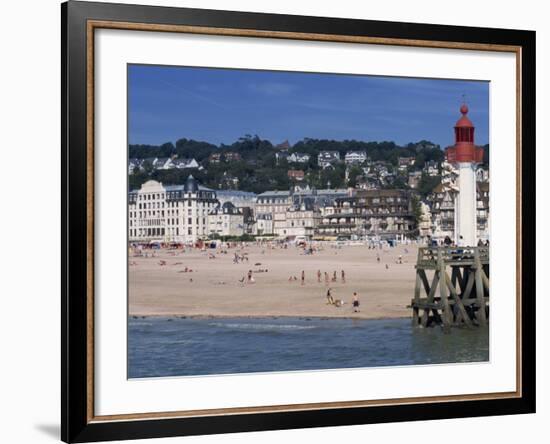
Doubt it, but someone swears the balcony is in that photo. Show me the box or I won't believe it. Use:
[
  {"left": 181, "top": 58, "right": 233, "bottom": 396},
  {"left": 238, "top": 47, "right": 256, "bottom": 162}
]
[{"left": 318, "top": 222, "right": 357, "bottom": 229}]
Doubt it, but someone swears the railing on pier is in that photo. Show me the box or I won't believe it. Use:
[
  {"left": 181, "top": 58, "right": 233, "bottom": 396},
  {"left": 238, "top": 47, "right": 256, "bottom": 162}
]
[{"left": 416, "top": 246, "right": 489, "bottom": 269}]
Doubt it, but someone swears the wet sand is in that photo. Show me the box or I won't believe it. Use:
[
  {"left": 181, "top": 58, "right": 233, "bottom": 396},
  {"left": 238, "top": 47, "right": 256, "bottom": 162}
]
[{"left": 129, "top": 242, "right": 418, "bottom": 320}]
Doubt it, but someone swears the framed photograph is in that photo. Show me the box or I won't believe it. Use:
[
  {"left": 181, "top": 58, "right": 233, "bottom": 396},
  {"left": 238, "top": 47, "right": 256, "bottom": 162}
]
[{"left": 61, "top": 1, "right": 535, "bottom": 442}]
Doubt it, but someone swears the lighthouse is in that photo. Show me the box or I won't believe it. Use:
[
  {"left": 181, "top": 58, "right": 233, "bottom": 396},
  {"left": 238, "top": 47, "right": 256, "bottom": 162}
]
[{"left": 445, "top": 104, "right": 484, "bottom": 247}]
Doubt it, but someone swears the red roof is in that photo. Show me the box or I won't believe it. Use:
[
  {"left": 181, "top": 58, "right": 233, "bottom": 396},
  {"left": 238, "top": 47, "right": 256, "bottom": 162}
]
[
  {"left": 455, "top": 115, "right": 474, "bottom": 128},
  {"left": 455, "top": 104, "right": 474, "bottom": 128}
]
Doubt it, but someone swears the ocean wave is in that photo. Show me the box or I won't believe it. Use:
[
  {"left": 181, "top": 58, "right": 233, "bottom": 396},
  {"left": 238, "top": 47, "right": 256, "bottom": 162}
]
[
  {"left": 208, "top": 322, "right": 316, "bottom": 331},
  {"left": 129, "top": 322, "right": 154, "bottom": 327}
]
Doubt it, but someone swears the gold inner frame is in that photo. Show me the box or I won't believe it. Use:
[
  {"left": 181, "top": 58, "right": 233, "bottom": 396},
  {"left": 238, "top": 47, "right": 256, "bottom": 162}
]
[{"left": 85, "top": 19, "right": 523, "bottom": 423}]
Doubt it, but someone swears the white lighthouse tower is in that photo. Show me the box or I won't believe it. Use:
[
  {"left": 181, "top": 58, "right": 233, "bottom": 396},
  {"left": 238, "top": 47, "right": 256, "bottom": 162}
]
[{"left": 445, "top": 103, "right": 484, "bottom": 247}]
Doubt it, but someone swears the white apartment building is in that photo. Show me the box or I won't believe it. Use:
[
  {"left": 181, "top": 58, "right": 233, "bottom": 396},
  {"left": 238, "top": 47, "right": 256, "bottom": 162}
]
[
  {"left": 128, "top": 176, "right": 219, "bottom": 244},
  {"left": 254, "top": 213, "right": 274, "bottom": 236},
  {"left": 345, "top": 151, "right": 368, "bottom": 165},
  {"left": 317, "top": 151, "right": 341, "bottom": 168},
  {"left": 171, "top": 158, "right": 199, "bottom": 169},
  {"left": 255, "top": 191, "right": 292, "bottom": 223},
  {"left": 288, "top": 152, "right": 310, "bottom": 163},
  {"left": 207, "top": 202, "right": 244, "bottom": 237},
  {"left": 274, "top": 201, "right": 321, "bottom": 238}
]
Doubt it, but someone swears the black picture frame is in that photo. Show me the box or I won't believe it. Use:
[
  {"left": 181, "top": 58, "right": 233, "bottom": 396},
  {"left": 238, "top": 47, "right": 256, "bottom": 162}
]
[{"left": 61, "top": 1, "right": 536, "bottom": 442}]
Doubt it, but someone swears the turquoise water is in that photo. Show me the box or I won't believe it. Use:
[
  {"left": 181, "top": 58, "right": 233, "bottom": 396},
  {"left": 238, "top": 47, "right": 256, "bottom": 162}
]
[{"left": 128, "top": 317, "right": 489, "bottom": 378}]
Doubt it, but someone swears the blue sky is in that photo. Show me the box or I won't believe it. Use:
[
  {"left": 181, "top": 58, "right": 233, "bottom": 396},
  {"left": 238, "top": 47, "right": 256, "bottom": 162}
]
[{"left": 128, "top": 64, "right": 489, "bottom": 148}]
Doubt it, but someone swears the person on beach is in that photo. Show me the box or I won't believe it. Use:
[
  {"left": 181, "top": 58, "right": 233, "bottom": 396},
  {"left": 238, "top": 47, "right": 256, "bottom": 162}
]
[
  {"left": 247, "top": 270, "right": 252, "bottom": 283},
  {"left": 326, "top": 288, "right": 335, "bottom": 305},
  {"left": 341, "top": 269, "right": 346, "bottom": 283},
  {"left": 324, "top": 272, "right": 329, "bottom": 286},
  {"left": 301, "top": 270, "right": 305, "bottom": 286},
  {"left": 352, "top": 292, "right": 360, "bottom": 313},
  {"left": 317, "top": 269, "right": 322, "bottom": 283}
]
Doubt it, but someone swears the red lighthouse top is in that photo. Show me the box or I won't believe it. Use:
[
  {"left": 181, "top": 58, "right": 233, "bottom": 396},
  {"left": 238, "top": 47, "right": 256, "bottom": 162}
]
[{"left": 445, "top": 103, "right": 484, "bottom": 164}]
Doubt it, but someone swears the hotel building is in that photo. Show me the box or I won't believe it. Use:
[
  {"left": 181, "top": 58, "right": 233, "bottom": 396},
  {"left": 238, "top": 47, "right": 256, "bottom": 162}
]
[
  {"left": 128, "top": 176, "right": 218, "bottom": 244},
  {"left": 317, "top": 189, "right": 415, "bottom": 239}
]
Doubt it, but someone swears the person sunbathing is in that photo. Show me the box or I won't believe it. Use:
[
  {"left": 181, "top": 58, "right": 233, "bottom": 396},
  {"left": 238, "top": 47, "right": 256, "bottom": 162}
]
[{"left": 326, "top": 288, "right": 335, "bottom": 305}]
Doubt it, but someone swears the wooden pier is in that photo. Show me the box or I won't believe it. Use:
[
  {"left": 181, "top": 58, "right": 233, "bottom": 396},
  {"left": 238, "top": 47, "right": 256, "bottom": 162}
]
[{"left": 411, "top": 246, "right": 489, "bottom": 328}]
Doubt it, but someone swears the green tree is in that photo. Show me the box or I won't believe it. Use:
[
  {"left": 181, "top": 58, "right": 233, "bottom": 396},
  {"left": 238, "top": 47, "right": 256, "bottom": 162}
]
[
  {"left": 417, "top": 173, "right": 441, "bottom": 198},
  {"left": 347, "top": 165, "right": 363, "bottom": 187}
]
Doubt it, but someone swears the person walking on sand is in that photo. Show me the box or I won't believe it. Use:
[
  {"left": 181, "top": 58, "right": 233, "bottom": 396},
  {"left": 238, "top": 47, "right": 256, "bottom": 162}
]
[
  {"left": 324, "top": 272, "right": 329, "bottom": 286},
  {"left": 301, "top": 270, "right": 305, "bottom": 286},
  {"left": 247, "top": 269, "right": 252, "bottom": 283},
  {"left": 352, "top": 292, "right": 360, "bottom": 313},
  {"left": 341, "top": 269, "right": 346, "bottom": 283},
  {"left": 317, "top": 269, "right": 321, "bottom": 283},
  {"left": 332, "top": 271, "right": 337, "bottom": 282}
]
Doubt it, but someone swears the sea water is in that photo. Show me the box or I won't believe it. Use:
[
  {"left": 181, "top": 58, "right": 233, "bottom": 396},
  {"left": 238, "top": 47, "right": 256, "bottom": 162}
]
[{"left": 128, "top": 316, "right": 489, "bottom": 378}]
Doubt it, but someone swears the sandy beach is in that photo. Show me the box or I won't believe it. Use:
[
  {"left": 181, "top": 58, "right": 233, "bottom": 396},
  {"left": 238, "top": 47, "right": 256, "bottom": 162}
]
[{"left": 129, "top": 242, "right": 418, "bottom": 320}]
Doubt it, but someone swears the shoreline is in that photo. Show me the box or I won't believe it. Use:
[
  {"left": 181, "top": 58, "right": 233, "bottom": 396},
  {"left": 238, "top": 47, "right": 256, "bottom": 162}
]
[{"left": 129, "top": 313, "right": 411, "bottom": 321}]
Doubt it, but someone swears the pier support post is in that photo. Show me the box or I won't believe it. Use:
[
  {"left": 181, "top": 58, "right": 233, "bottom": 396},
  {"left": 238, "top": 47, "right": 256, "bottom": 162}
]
[
  {"left": 411, "top": 247, "right": 489, "bottom": 329},
  {"left": 474, "top": 249, "right": 487, "bottom": 326}
]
